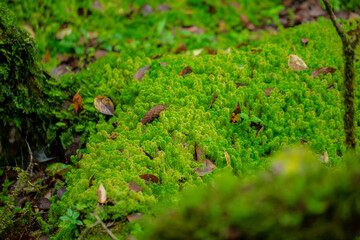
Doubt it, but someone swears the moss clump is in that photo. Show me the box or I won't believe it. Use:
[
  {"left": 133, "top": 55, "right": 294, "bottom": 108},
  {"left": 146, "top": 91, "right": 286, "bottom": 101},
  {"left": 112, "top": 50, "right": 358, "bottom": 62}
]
[
  {"left": 49, "top": 18, "right": 360, "bottom": 239},
  {"left": 0, "top": 4, "right": 56, "bottom": 163},
  {"left": 140, "top": 148, "right": 360, "bottom": 240}
]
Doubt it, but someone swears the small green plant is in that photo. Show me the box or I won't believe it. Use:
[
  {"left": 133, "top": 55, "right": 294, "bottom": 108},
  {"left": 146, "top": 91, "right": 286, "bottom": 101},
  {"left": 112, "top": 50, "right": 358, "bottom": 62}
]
[{"left": 59, "top": 208, "right": 83, "bottom": 227}]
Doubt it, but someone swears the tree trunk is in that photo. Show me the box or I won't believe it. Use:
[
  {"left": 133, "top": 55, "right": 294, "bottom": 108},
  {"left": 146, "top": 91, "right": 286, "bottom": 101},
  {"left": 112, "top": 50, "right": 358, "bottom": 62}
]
[{"left": 343, "top": 46, "right": 356, "bottom": 150}]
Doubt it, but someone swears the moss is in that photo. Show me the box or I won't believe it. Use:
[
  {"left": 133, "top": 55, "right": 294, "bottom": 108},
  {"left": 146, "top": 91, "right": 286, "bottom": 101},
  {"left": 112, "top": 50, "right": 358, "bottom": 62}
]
[
  {"left": 139, "top": 149, "right": 360, "bottom": 240},
  {"left": 0, "top": 4, "right": 58, "bottom": 164},
  {"left": 50, "top": 19, "right": 360, "bottom": 239}
]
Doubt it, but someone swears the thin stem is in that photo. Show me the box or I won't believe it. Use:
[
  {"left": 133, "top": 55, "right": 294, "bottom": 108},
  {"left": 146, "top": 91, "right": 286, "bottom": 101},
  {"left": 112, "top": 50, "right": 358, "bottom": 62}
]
[{"left": 322, "top": 0, "right": 348, "bottom": 45}]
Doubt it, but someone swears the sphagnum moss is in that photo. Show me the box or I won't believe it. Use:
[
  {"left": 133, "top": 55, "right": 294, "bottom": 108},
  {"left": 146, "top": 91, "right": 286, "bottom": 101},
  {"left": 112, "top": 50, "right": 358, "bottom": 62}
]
[{"left": 49, "top": 18, "right": 360, "bottom": 239}]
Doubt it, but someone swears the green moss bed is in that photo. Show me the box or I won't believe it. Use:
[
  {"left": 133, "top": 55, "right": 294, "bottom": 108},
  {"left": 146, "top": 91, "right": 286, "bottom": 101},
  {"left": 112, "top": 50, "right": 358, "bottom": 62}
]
[{"left": 42, "top": 18, "right": 360, "bottom": 239}]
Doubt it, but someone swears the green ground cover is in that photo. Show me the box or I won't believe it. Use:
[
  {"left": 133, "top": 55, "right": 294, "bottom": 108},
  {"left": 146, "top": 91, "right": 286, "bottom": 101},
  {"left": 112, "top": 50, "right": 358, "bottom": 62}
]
[
  {"left": 47, "top": 18, "right": 360, "bottom": 239},
  {"left": 1, "top": 1, "right": 360, "bottom": 239}
]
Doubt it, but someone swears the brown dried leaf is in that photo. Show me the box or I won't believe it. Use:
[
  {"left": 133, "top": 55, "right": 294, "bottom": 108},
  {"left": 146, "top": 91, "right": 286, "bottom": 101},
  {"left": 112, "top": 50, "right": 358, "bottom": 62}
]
[
  {"left": 299, "top": 138, "right": 308, "bottom": 144},
  {"left": 73, "top": 91, "right": 83, "bottom": 114},
  {"left": 256, "top": 126, "right": 264, "bottom": 138},
  {"left": 55, "top": 28, "right": 72, "bottom": 40},
  {"left": 129, "top": 181, "right": 143, "bottom": 192},
  {"left": 34, "top": 198, "right": 51, "bottom": 210},
  {"left": 56, "top": 53, "right": 73, "bottom": 63},
  {"left": 159, "top": 62, "right": 167, "bottom": 67},
  {"left": 194, "top": 159, "right": 216, "bottom": 177},
  {"left": 126, "top": 213, "right": 143, "bottom": 223},
  {"left": 180, "top": 26, "right": 204, "bottom": 35},
  {"left": 94, "top": 50, "right": 108, "bottom": 59},
  {"left": 151, "top": 54, "right": 163, "bottom": 59},
  {"left": 141, "top": 105, "right": 169, "bottom": 124},
  {"left": 139, "top": 174, "right": 160, "bottom": 184},
  {"left": 317, "top": 151, "right": 329, "bottom": 164},
  {"left": 301, "top": 37, "right": 310, "bottom": 47},
  {"left": 109, "top": 132, "right": 118, "bottom": 140},
  {"left": 94, "top": 95, "right": 114, "bottom": 116},
  {"left": 97, "top": 182, "right": 107, "bottom": 203},
  {"left": 42, "top": 49, "right": 51, "bottom": 63},
  {"left": 230, "top": 102, "right": 241, "bottom": 123},
  {"left": 310, "top": 67, "right": 336, "bottom": 78},
  {"left": 89, "top": 174, "right": 96, "bottom": 188},
  {"left": 156, "top": 3, "right": 172, "bottom": 12},
  {"left": 179, "top": 66, "right": 193, "bottom": 76},
  {"left": 174, "top": 43, "right": 188, "bottom": 54},
  {"left": 194, "top": 142, "right": 204, "bottom": 162},
  {"left": 288, "top": 54, "right": 308, "bottom": 71},
  {"left": 57, "top": 187, "right": 67, "bottom": 200},
  {"left": 142, "top": 4, "right": 153, "bottom": 16},
  {"left": 65, "top": 135, "right": 82, "bottom": 162},
  {"left": 133, "top": 66, "right": 151, "bottom": 82},
  {"left": 209, "top": 91, "right": 217, "bottom": 109},
  {"left": 265, "top": 88, "right": 274, "bottom": 97},
  {"left": 236, "top": 83, "right": 248, "bottom": 88},
  {"left": 219, "top": 20, "right": 226, "bottom": 33},
  {"left": 224, "top": 151, "right": 230, "bottom": 166}
]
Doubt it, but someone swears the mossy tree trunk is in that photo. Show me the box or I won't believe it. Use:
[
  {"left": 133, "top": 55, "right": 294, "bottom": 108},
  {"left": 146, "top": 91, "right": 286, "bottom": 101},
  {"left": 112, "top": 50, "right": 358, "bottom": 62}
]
[{"left": 323, "top": 0, "right": 360, "bottom": 151}]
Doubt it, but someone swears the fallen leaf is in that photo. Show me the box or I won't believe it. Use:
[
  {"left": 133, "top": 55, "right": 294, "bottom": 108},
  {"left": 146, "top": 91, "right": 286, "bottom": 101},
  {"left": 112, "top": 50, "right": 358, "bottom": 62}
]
[
  {"left": 65, "top": 135, "right": 82, "bottom": 162},
  {"left": 219, "top": 20, "right": 226, "bottom": 33},
  {"left": 179, "top": 66, "right": 193, "bottom": 76},
  {"left": 55, "top": 28, "right": 72, "bottom": 40},
  {"left": 236, "top": 83, "right": 248, "bottom": 88},
  {"left": 56, "top": 53, "right": 73, "bottom": 63},
  {"left": 318, "top": 151, "right": 329, "bottom": 164},
  {"left": 142, "top": 4, "right": 153, "bottom": 16},
  {"left": 22, "top": 23, "right": 35, "bottom": 38},
  {"left": 159, "top": 62, "right": 167, "bottom": 67},
  {"left": 310, "top": 67, "right": 336, "bottom": 78},
  {"left": 57, "top": 187, "right": 67, "bottom": 199},
  {"left": 34, "top": 198, "right": 51, "bottom": 210},
  {"left": 327, "top": 84, "right": 335, "bottom": 90},
  {"left": 73, "top": 91, "right": 83, "bottom": 114},
  {"left": 94, "top": 95, "right": 114, "bottom": 116},
  {"left": 92, "top": 0, "right": 104, "bottom": 12},
  {"left": 97, "top": 182, "right": 107, "bottom": 203},
  {"left": 141, "top": 105, "right": 169, "bottom": 124},
  {"left": 151, "top": 54, "right": 163, "bottom": 59},
  {"left": 224, "top": 150, "right": 231, "bottom": 166},
  {"left": 194, "top": 142, "right": 204, "bottom": 162},
  {"left": 180, "top": 26, "right": 204, "bottom": 35},
  {"left": 129, "top": 181, "right": 143, "bottom": 192},
  {"left": 265, "top": 88, "right": 274, "bottom": 97},
  {"left": 156, "top": 3, "right": 171, "bottom": 12},
  {"left": 50, "top": 64, "right": 71, "bottom": 78},
  {"left": 288, "top": 54, "right": 308, "bottom": 71},
  {"left": 299, "top": 138, "right": 308, "bottom": 144},
  {"left": 256, "top": 126, "right": 264, "bottom": 138},
  {"left": 240, "top": 14, "right": 249, "bottom": 26},
  {"left": 230, "top": 102, "right": 241, "bottom": 123},
  {"left": 94, "top": 50, "right": 108, "bottom": 59},
  {"left": 44, "top": 188, "right": 56, "bottom": 200},
  {"left": 42, "top": 49, "right": 51, "bottom": 63},
  {"left": 126, "top": 213, "right": 143, "bottom": 223},
  {"left": 109, "top": 132, "right": 118, "bottom": 140},
  {"left": 139, "top": 174, "right": 160, "bottom": 183},
  {"left": 133, "top": 66, "right": 151, "bottom": 81},
  {"left": 89, "top": 173, "right": 96, "bottom": 188},
  {"left": 209, "top": 91, "right": 217, "bottom": 109},
  {"left": 174, "top": 43, "right": 188, "bottom": 54},
  {"left": 194, "top": 159, "right": 216, "bottom": 177},
  {"left": 45, "top": 163, "right": 68, "bottom": 176},
  {"left": 301, "top": 37, "right": 310, "bottom": 47}
]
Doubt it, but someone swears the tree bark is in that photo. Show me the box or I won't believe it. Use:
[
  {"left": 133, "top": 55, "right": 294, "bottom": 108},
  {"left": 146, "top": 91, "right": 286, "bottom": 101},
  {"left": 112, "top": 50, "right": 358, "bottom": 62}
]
[{"left": 323, "top": 0, "right": 358, "bottom": 151}]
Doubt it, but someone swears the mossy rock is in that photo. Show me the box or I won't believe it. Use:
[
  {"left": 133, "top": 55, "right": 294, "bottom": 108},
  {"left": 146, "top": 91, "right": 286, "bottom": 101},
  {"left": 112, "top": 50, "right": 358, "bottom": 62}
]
[
  {"left": 49, "top": 18, "right": 360, "bottom": 239},
  {"left": 0, "top": 4, "right": 52, "bottom": 164}
]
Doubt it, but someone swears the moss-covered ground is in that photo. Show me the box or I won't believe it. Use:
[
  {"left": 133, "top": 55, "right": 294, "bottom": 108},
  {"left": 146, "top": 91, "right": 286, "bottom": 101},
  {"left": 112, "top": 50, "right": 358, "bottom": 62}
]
[
  {"left": 1, "top": 1, "right": 360, "bottom": 239},
  {"left": 49, "top": 18, "right": 360, "bottom": 239}
]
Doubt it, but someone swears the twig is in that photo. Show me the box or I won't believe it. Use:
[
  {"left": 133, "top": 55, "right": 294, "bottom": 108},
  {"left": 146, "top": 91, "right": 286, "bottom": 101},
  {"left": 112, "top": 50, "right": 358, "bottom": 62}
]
[
  {"left": 94, "top": 211, "right": 119, "bottom": 240},
  {"left": 25, "top": 137, "right": 34, "bottom": 177},
  {"left": 322, "top": 0, "right": 348, "bottom": 45},
  {"left": 78, "top": 220, "right": 100, "bottom": 240},
  {"left": 78, "top": 210, "right": 119, "bottom": 240}
]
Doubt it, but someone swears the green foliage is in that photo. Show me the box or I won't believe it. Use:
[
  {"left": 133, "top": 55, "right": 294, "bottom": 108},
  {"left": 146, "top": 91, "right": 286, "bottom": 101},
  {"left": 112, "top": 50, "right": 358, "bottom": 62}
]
[
  {"left": 139, "top": 149, "right": 360, "bottom": 240},
  {"left": 4, "top": 0, "right": 286, "bottom": 70},
  {"left": 49, "top": 18, "right": 360, "bottom": 238}
]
